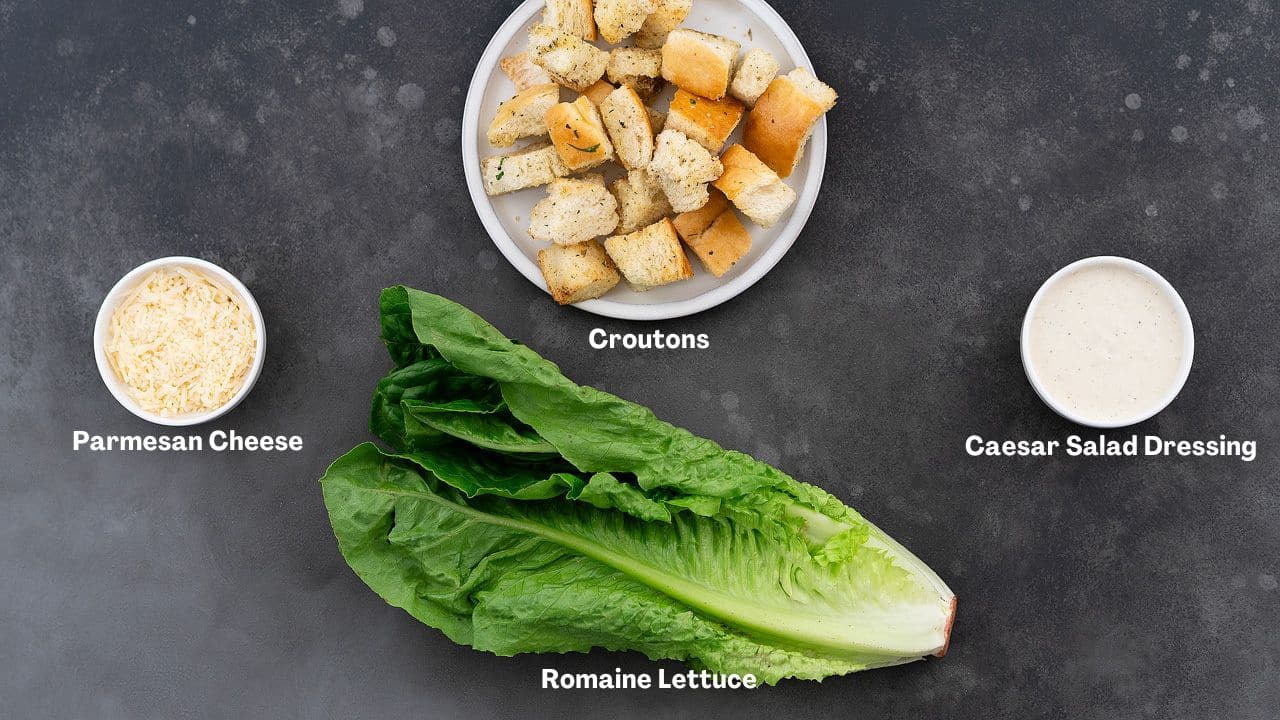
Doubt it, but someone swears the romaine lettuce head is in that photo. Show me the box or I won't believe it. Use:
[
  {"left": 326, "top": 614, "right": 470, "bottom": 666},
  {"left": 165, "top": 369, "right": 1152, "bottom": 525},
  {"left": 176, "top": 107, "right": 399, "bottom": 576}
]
[{"left": 320, "top": 287, "right": 955, "bottom": 684}]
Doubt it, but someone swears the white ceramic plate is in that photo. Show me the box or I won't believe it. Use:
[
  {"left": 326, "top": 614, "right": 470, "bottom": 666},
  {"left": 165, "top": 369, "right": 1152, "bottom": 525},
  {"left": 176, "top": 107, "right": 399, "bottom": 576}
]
[
  {"left": 94, "top": 256, "right": 267, "bottom": 427},
  {"left": 462, "top": 0, "right": 828, "bottom": 320}
]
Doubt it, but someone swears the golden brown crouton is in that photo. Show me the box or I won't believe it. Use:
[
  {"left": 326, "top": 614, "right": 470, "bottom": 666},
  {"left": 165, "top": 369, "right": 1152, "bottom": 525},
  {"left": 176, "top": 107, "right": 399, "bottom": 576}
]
[
  {"left": 538, "top": 240, "right": 621, "bottom": 304},
  {"left": 742, "top": 68, "right": 838, "bottom": 178},
  {"left": 487, "top": 83, "right": 560, "bottom": 147},
  {"left": 671, "top": 187, "right": 730, "bottom": 241},
  {"left": 713, "top": 144, "right": 797, "bottom": 228},
  {"left": 664, "top": 89, "right": 744, "bottom": 153},
  {"left": 545, "top": 96, "right": 615, "bottom": 171},
  {"left": 603, "top": 218, "right": 693, "bottom": 290},
  {"left": 682, "top": 209, "right": 751, "bottom": 277},
  {"left": 660, "top": 28, "right": 740, "bottom": 100}
]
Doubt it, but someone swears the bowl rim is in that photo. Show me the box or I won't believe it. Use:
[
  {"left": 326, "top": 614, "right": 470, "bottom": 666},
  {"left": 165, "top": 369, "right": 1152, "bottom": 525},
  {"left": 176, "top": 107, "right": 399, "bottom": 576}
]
[
  {"left": 92, "top": 256, "right": 267, "bottom": 427},
  {"left": 460, "top": 0, "right": 828, "bottom": 321},
  {"left": 1020, "top": 255, "right": 1195, "bottom": 429}
]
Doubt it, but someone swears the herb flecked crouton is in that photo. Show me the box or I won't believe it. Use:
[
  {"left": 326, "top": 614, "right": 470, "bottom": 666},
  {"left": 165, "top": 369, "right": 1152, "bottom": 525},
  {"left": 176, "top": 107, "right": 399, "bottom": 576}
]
[
  {"left": 683, "top": 208, "right": 751, "bottom": 277},
  {"left": 664, "top": 89, "right": 744, "bottom": 153},
  {"left": 538, "top": 240, "right": 621, "bottom": 304},
  {"left": 604, "top": 218, "right": 694, "bottom": 290},
  {"left": 611, "top": 169, "right": 672, "bottom": 234},
  {"left": 528, "top": 23, "right": 609, "bottom": 92},
  {"left": 607, "top": 47, "right": 664, "bottom": 100},
  {"left": 529, "top": 175, "right": 620, "bottom": 245},
  {"left": 481, "top": 141, "right": 571, "bottom": 196},
  {"left": 487, "top": 83, "right": 561, "bottom": 147},
  {"left": 729, "top": 48, "right": 779, "bottom": 106},
  {"left": 542, "top": 0, "right": 597, "bottom": 42},
  {"left": 634, "top": 0, "right": 692, "bottom": 49},
  {"left": 594, "top": 0, "right": 658, "bottom": 45},
  {"left": 648, "top": 129, "right": 724, "bottom": 213},
  {"left": 544, "top": 95, "right": 616, "bottom": 171},
  {"left": 599, "top": 85, "right": 655, "bottom": 170}
]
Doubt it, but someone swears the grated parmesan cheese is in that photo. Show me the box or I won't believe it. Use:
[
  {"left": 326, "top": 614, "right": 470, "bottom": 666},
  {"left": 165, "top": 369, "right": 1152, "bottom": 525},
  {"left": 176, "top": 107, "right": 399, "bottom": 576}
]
[{"left": 105, "top": 266, "right": 257, "bottom": 417}]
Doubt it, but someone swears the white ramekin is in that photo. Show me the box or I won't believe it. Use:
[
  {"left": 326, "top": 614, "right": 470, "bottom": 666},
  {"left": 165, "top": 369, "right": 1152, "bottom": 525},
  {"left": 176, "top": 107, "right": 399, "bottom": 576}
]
[
  {"left": 1020, "top": 256, "right": 1195, "bottom": 428},
  {"left": 93, "top": 256, "right": 266, "bottom": 427}
]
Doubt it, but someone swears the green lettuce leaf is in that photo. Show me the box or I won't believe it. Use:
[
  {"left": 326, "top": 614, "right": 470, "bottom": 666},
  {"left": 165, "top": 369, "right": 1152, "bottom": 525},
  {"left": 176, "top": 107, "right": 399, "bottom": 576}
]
[{"left": 319, "top": 287, "right": 956, "bottom": 684}]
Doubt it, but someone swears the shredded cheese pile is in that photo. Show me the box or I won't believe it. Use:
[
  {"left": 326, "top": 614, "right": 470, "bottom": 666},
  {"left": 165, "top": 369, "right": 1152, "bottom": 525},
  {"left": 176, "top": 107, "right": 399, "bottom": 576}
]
[{"left": 105, "top": 266, "right": 257, "bottom": 417}]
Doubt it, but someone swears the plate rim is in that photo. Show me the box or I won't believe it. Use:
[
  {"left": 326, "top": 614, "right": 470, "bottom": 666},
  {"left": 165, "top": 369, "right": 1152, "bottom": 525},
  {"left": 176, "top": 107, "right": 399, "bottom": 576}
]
[{"left": 461, "top": 0, "right": 828, "bottom": 321}]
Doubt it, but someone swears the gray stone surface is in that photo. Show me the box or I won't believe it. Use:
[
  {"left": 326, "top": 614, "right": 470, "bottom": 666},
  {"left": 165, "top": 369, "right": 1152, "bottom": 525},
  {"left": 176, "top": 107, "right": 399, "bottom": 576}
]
[{"left": 2, "top": 0, "right": 1278, "bottom": 718}]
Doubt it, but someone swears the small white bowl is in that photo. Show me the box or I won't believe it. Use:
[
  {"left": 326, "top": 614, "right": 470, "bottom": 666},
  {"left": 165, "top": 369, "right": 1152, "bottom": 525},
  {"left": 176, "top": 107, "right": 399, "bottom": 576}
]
[
  {"left": 93, "top": 256, "right": 266, "bottom": 427},
  {"left": 461, "top": 0, "right": 828, "bottom": 321},
  {"left": 1020, "top": 256, "right": 1195, "bottom": 428}
]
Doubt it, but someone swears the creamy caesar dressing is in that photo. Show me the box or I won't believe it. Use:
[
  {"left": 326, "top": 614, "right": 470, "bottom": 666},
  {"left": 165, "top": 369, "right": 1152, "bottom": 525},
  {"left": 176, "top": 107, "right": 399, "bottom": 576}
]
[{"left": 1027, "top": 264, "right": 1186, "bottom": 423}]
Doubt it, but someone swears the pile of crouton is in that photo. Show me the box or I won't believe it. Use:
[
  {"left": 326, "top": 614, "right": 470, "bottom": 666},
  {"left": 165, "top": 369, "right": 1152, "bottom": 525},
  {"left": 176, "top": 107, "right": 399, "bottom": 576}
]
[{"left": 481, "top": 0, "right": 837, "bottom": 306}]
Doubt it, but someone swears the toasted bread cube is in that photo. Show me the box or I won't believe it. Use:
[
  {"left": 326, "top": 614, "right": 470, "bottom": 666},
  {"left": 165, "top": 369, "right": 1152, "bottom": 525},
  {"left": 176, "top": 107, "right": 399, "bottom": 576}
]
[
  {"left": 729, "top": 48, "right": 779, "bottom": 106},
  {"left": 538, "top": 240, "right": 620, "bottom": 304},
  {"left": 487, "top": 83, "right": 561, "bottom": 147},
  {"left": 611, "top": 169, "right": 672, "bottom": 233},
  {"left": 581, "top": 79, "right": 616, "bottom": 106},
  {"left": 594, "top": 0, "right": 658, "bottom": 45},
  {"left": 607, "top": 48, "right": 663, "bottom": 83},
  {"left": 648, "top": 129, "right": 724, "bottom": 213},
  {"left": 743, "top": 68, "right": 838, "bottom": 177},
  {"left": 481, "top": 141, "right": 571, "bottom": 196},
  {"left": 634, "top": 0, "right": 692, "bottom": 48},
  {"left": 528, "top": 23, "right": 609, "bottom": 92},
  {"left": 660, "top": 28, "right": 740, "bottom": 100},
  {"left": 599, "top": 85, "right": 655, "bottom": 170},
  {"left": 787, "top": 67, "right": 838, "bottom": 111},
  {"left": 607, "top": 47, "right": 664, "bottom": 100},
  {"left": 683, "top": 209, "right": 751, "bottom": 277},
  {"left": 500, "top": 52, "right": 554, "bottom": 91},
  {"left": 604, "top": 218, "right": 693, "bottom": 290},
  {"left": 712, "top": 144, "right": 797, "bottom": 228},
  {"left": 545, "top": 96, "right": 615, "bottom": 171},
  {"left": 665, "top": 89, "right": 744, "bottom": 153},
  {"left": 530, "top": 176, "right": 620, "bottom": 245},
  {"left": 543, "top": 0, "right": 596, "bottom": 41},
  {"left": 671, "top": 187, "right": 730, "bottom": 241}
]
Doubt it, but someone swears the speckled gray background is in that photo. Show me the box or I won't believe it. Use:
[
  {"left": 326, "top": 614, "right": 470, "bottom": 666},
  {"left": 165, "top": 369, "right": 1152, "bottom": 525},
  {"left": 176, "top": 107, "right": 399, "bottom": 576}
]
[{"left": 1, "top": 0, "right": 1278, "bottom": 718}]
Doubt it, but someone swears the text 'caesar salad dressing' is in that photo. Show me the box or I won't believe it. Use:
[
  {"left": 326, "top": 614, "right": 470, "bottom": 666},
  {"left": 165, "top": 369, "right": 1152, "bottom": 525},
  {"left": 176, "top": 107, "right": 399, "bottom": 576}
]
[{"left": 1027, "top": 264, "right": 1185, "bottom": 423}]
